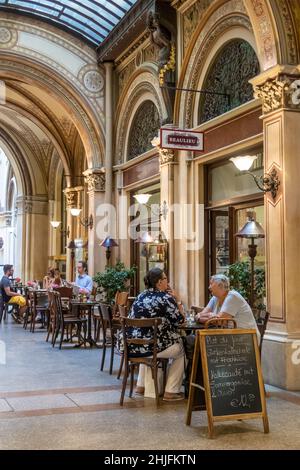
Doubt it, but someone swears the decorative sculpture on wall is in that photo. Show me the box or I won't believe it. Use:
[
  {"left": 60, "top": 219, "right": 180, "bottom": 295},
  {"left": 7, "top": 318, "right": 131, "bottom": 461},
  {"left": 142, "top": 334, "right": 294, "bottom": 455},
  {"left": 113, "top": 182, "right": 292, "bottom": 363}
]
[{"left": 147, "top": 11, "right": 175, "bottom": 86}]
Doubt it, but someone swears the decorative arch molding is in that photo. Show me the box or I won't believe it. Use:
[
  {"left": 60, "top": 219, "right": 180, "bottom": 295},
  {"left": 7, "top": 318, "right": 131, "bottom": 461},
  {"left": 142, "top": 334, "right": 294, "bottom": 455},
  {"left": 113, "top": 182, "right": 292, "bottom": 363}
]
[
  {"left": 7, "top": 176, "right": 17, "bottom": 213},
  {"left": 48, "top": 151, "right": 61, "bottom": 201},
  {"left": 176, "top": 0, "right": 255, "bottom": 127},
  {"left": 244, "top": 0, "right": 299, "bottom": 68},
  {"left": 0, "top": 129, "right": 32, "bottom": 197},
  {"left": 115, "top": 68, "right": 168, "bottom": 163},
  {"left": 0, "top": 56, "right": 105, "bottom": 170}
]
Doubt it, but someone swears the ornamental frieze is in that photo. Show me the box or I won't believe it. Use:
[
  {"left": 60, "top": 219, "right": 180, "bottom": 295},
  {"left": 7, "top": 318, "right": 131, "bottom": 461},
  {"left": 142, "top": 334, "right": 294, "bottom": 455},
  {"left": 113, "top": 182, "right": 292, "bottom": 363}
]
[{"left": 183, "top": 0, "right": 214, "bottom": 52}]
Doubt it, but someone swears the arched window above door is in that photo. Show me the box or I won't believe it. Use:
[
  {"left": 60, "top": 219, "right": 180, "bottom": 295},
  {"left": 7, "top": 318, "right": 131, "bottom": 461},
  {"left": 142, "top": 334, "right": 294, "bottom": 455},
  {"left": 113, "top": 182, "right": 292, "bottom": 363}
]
[
  {"left": 198, "top": 39, "right": 260, "bottom": 124},
  {"left": 127, "top": 101, "right": 160, "bottom": 161}
]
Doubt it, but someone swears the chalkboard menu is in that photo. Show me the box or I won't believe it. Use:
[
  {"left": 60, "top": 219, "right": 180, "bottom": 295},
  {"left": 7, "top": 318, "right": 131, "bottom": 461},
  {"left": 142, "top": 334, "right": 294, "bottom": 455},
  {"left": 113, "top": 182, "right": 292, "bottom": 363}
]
[
  {"left": 204, "top": 332, "right": 262, "bottom": 416},
  {"left": 186, "top": 329, "right": 269, "bottom": 438}
]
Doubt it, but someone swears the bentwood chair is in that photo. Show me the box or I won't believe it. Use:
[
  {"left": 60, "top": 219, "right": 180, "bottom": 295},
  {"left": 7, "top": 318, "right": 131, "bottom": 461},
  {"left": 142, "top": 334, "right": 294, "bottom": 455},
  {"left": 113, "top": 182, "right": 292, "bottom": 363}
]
[
  {"left": 52, "top": 291, "right": 87, "bottom": 349},
  {"left": 204, "top": 317, "right": 237, "bottom": 329},
  {"left": 119, "top": 317, "right": 168, "bottom": 407},
  {"left": 99, "top": 302, "right": 122, "bottom": 375},
  {"left": 254, "top": 310, "right": 270, "bottom": 356}
]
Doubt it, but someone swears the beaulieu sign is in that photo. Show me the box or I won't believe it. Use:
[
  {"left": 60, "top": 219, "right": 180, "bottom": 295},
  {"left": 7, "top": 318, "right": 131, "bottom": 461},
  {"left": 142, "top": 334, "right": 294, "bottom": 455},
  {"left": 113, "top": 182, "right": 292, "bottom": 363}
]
[{"left": 160, "top": 128, "right": 204, "bottom": 151}]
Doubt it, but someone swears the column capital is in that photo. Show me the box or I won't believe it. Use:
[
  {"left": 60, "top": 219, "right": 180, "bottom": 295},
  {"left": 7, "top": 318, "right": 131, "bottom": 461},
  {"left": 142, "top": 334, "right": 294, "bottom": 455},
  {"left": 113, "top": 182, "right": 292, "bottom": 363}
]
[
  {"left": 151, "top": 137, "right": 177, "bottom": 166},
  {"left": 250, "top": 65, "right": 300, "bottom": 115},
  {"left": 83, "top": 168, "right": 106, "bottom": 192},
  {"left": 63, "top": 186, "right": 84, "bottom": 208}
]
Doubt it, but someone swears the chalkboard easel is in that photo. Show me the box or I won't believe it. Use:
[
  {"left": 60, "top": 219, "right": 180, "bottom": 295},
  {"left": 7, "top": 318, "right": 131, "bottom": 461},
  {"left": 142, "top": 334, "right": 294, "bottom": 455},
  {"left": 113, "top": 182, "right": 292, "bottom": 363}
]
[{"left": 186, "top": 329, "right": 269, "bottom": 438}]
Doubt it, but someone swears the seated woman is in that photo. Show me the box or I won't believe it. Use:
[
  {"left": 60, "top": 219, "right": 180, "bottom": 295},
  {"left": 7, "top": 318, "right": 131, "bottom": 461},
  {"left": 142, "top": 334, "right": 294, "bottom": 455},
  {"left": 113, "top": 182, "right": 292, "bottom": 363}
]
[
  {"left": 128, "top": 268, "right": 186, "bottom": 401},
  {"left": 196, "top": 274, "right": 260, "bottom": 339},
  {"left": 52, "top": 269, "right": 63, "bottom": 287},
  {"left": 43, "top": 267, "right": 55, "bottom": 289}
]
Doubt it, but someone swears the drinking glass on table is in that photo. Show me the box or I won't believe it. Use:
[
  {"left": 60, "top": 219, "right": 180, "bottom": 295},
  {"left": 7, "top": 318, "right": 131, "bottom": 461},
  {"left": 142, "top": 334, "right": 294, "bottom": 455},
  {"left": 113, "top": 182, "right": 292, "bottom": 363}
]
[{"left": 186, "top": 310, "right": 195, "bottom": 325}]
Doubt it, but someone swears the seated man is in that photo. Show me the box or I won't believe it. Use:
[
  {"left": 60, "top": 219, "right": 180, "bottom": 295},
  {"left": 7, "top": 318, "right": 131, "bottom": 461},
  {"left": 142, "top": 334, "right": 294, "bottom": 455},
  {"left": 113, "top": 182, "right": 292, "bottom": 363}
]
[
  {"left": 0, "top": 264, "right": 27, "bottom": 323},
  {"left": 74, "top": 261, "right": 93, "bottom": 295},
  {"left": 196, "top": 274, "right": 260, "bottom": 339}
]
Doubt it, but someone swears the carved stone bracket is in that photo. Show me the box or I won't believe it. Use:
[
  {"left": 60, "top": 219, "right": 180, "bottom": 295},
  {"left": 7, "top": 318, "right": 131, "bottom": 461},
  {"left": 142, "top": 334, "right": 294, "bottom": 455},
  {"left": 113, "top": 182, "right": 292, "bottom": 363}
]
[
  {"left": 254, "top": 74, "right": 300, "bottom": 114},
  {"left": 83, "top": 169, "right": 106, "bottom": 192},
  {"left": 16, "top": 196, "right": 48, "bottom": 215},
  {"left": 63, "top": 187, "right": 83, "bottom": 208},
  {"left": 151, "top": 136, "right": 176, "bottom": 166}
]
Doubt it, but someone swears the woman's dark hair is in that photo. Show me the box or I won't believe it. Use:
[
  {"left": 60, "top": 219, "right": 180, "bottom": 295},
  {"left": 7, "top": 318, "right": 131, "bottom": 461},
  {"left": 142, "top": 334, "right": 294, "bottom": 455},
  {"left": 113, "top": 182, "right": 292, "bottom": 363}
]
[
  {"left": 49, "top": 269, "right": 55, "bottom": 278},
  {"left": 144, "top": 267, "right": 164, "bottom": 289}
]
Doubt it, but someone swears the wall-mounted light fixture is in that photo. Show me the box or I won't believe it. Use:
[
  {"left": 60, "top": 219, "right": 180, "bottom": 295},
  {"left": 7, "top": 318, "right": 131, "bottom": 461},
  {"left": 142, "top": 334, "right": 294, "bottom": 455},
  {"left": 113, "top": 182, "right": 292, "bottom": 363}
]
[
  {"left": 50, "top": 220, "right": 70, "bottom": 238},
  {"left": 230, "top": 155, "right": 280, "bottom": 200},
  {"left": 70, "top": 208, "right": 93, "bottom": 229},
  {"left": 100, "top": 236, "right": 118, "bottom": 266},
  {"left": 133, "top": 194, "right": 168, "bottom": 221}
]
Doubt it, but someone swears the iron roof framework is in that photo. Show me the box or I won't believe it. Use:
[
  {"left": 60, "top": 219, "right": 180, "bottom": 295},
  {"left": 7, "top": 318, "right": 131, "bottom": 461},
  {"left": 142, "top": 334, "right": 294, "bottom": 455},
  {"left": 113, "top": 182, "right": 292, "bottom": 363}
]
[{"left": 0, "top": 0, "right": 137, "bottom": 45}]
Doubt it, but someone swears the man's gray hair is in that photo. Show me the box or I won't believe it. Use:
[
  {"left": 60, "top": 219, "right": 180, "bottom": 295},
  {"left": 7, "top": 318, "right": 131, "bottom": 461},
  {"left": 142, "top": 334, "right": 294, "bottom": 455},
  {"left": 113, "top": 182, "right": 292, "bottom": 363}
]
[{"left": 210, "top": 274, "right": 230, "bottom": 290}]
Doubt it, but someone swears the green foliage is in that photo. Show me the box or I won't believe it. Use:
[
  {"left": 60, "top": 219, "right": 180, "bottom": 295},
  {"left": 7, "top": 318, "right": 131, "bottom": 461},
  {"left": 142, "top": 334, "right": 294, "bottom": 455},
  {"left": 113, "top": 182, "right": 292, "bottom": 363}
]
[
  {"left": 225, "top": 261, "right": 266, "bottom": 309},
  {"left": 93, "top": 262, "right": 136, "bottom": 304}
]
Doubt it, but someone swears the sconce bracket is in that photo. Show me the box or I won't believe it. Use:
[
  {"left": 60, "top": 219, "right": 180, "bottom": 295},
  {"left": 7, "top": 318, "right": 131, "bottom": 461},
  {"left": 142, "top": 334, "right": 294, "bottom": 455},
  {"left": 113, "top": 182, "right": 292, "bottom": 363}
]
[
  {"left": 79, "top": 214, "right": 93, "bottom": 230},
  {"left": 248, "top": 168, "right": 280, "bottom": 200}
]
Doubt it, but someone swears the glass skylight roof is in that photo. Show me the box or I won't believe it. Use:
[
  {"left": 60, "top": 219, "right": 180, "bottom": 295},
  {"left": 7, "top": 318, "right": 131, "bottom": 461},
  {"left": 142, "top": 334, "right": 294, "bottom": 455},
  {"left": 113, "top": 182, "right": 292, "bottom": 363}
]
[{"left": 0, "top": 0, "right": 137, "bottom": 45}]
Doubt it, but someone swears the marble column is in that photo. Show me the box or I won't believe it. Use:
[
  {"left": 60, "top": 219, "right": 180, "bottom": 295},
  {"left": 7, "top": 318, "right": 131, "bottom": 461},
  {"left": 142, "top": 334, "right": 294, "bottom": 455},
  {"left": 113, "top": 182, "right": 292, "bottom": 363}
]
[
  {"left": 83, "top": 169, "right": 106, "bottom": 276},
  {"left": 63, "top": 186, "right": 83, "bottom": 281},
  {"left": 16, "top": 196, "right": 49, "bottom": 282},
  {"left": 251, "top": 65, "right": 300, "bottom": 389},
  {"left": 104, "top": 61, "right": 114, "bottom": 206}
]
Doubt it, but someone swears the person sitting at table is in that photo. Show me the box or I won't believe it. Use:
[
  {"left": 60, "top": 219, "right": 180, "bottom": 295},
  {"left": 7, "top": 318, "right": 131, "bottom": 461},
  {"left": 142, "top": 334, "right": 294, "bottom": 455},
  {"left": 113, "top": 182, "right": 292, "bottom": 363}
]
[
  {"left": 52, "top": 268, "right": 64, "bottom": 287},
  {"left": 196, "top": 274, "right": 260, "bottom": 338},
  {"left": 43, "top": 267, "right": 55, "bottom": 289},
  {"left": 0, "top": 264, "right": 27, "bottom": 323},
  {"left": 74, "top": 261, "right": 93, "bottom": 294},
  {"left": 127, "top": 267, "right": 186, "bottom": 401}
]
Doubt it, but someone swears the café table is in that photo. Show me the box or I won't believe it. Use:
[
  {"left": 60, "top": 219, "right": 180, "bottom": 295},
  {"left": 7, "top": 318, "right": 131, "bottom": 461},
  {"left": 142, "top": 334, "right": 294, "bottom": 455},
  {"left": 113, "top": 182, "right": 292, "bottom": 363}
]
[{"left": 71, "top": 300, "right": 99, "bottom": 348}]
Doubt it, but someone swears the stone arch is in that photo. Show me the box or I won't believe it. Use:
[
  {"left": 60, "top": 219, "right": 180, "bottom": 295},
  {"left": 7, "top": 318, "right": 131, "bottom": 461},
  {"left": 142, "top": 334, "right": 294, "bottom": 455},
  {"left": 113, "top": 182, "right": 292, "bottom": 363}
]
[
  {"left": 115, "top": 67, "right": 168, "bottom": 164},
  {"left": 0, "top": 56, "right": 105, "bottom": 171},
  {"left": 244, "top": 0, "right": 299, "bottom": 68},
  {"left": 176, "top": 0, "right": 257, "bottom": 127}
]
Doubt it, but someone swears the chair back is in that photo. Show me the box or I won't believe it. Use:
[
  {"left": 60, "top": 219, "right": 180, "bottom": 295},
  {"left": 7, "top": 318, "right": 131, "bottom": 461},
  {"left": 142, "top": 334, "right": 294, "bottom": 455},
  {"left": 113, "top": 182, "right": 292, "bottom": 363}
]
[
  {"left": 99, "top": 302, "right": 113, "bottom": 327},
  {"left": 53, "top": 286, "right": 73, "bottom": 299},
  {"left": 254, "top": 309, "right": 270, "bottom": 355},
  {"left": 118, "top": 305, "right": 128, "bottom": 318},
  {"left": 121, "top": 317, "right": 162, "bottom": 363},
  {"left": 204, "top": 317, "right": 237, "bottom": 329},
  {"left": 115, "top": 291, "right": 129, "bottom": 306},
  {"left": 52, "top": 291, "right": 64, "bottom": 324}
]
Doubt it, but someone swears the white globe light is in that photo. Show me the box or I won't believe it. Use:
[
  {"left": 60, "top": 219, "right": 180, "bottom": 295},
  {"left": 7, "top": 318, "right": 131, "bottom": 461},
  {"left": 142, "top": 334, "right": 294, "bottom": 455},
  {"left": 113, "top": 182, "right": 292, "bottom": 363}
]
[
  {"left": 50, "top": 221, "right": 61, "bottom": 228},
  {"left": 70, "top": 208, "right": 82, "bottom": 216},
  {"left": 230, "top": 156, "right": 258, "bottom": 172}
]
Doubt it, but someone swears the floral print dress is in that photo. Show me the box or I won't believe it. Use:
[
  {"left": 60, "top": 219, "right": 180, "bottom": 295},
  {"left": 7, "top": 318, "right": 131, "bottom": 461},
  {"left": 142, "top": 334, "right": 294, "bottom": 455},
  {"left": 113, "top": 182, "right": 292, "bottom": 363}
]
[{"left": 125, "top": 289, "right": 184, "bottom": 356}]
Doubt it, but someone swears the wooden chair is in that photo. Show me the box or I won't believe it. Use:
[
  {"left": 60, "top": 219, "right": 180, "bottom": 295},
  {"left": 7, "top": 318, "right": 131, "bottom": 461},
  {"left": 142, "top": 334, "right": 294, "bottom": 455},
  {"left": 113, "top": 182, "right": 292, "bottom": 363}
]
[
  {"left": 119, "top": 317, "right": 168, "bottom": 407},
  {"left": 255, "top": 310, "right": 270, "bottom": 356},
  {"left": 204, "top": 317, "right": 237, "bottom": 329},
  {"left": 52, "top": 291, "right": 87, "bottom": 349},
  {"left": 98, "top": 302, "right": 122, "bottom": 375},
  {"left": 118, "top": 305, "right": 128, "bottom": 318},
  {"left": 113, "top": 291, "right": 129, "bottom": 318},
  {"left": 0, "top": 294, "right": 8, "bottom": 323},
  {"left": 29, "top": 290, "right": 49, "bottom": 333}
]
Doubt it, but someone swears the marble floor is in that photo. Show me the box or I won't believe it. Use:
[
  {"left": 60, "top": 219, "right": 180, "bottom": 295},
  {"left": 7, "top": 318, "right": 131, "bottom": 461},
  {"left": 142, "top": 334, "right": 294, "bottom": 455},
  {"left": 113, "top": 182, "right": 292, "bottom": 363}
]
[{"left": 0, "top": 316, "right": 300, "bottom": 450}]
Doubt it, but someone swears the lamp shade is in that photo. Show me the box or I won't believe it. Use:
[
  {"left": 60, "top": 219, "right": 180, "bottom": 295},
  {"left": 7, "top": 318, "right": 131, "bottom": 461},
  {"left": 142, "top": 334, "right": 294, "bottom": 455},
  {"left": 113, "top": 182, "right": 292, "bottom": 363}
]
[
  {"left": 236, "top": 211, "right": 265, "bottom": 239},
  {"left": 230, "top": 155, "right": 258, "bottom": 171},
  {"left": 70, "top": 208, "right": 82, "bottom": 216},
  {"left": 67, "top": 240, "right": 76, "bottom": 249},
  {"left": 133, "top": 193, "right": 151, "bottom": 205},
  {"left": 100, "top": 237, "right": 119, "bottom": 248},
  {"left": 50, "top": 221, "right": 61, "bottom": 228}
]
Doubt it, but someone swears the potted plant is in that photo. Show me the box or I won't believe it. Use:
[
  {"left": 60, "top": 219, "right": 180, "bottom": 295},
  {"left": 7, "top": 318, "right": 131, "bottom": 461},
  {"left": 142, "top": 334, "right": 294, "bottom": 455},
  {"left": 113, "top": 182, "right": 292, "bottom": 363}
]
[
  {"left": 93, "top": 262, "right": 136, "bottom": 304},
  {"left": 225, "top": 261, "right": 266, "bottom": 311}
]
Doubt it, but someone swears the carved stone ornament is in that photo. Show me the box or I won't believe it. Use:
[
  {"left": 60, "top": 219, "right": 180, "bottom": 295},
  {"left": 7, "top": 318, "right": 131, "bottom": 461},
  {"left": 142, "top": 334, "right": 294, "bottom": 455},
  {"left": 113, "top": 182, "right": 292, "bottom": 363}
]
[
  {"left": 84, "top": 170, "right": 106, "bottom": 192},
  {"left": 151, "top": 136, "right": 176, "bottom": 165},
  {"left": 64, "top": 188, "right": 79, "bottom": 208},
  {"left": 254, "top": 75, "right": 300, "bottom": 114}
]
